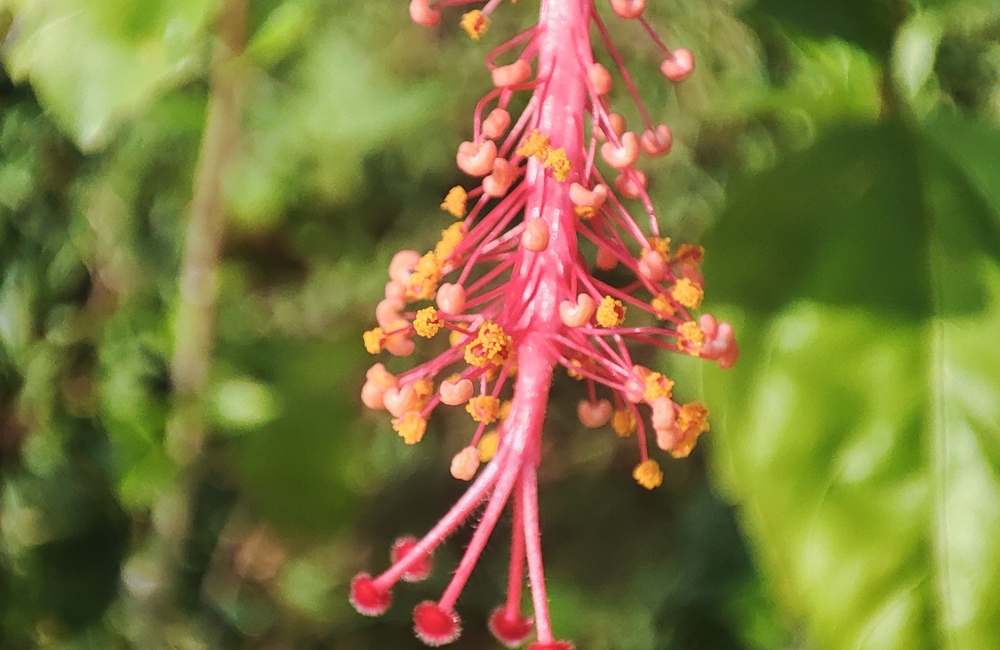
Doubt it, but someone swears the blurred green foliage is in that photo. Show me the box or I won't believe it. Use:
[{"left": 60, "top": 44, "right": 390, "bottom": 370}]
[{"left": 0, "top": 0, "right": 998, "bottom": 649}]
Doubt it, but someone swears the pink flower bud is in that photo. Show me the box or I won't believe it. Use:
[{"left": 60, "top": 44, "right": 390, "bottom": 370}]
[
  {"left": 492, "top": 59, "right": 532, "bottom": 87},
  {"left": 376, "top": 298, "right": 405, "bottom": 329},
  {"left": 640, "top": 125, "right": 673, "bottom": 157},
  {"left": 600, "top": 131, "right": 640, "bottom": 169},
  {"left": 615, "top": 169, "right": 647, "bottom": 198},
  {"left": 457, "top": 140, "right": 498, "bottom": 177},
  {"left": 361, "top": 380, "right": 387, "bottom": 410},
  {"left": 521, "top": 219, "right": 550, "bottom": 252},
  {"left": 483, "top": 157, "right": 516, "bottom": 197},
  {"left": 576, "top": 399, "right": 612, "bottom": 428},
  {"left": 385, "top": 280, "right": 406, "bottom": 300},
  {"left": 450, "top": 446, "right": 481, "bottom": 480},
  {"left": 409, "top": 0, "right": 440, "bottom": 26},
  {"left": 559, "top": 293, "right": 597, "bottom": 327},
  {"left": 569, "top": 182, "right": 608, "bottom": 211},
  {"left": 483, "top": 107, "right": 510, "bottom": 139},
  {"left": 610, "top": 0, "right": 646, "bottom": 19},
  {"left": 436, "top": 282, "right": 467, "bottom": 315},
  {"left": 596, "top": 246, "right": 619, "bottom": 270},
  {"left": 383, "top": 384, "right": 418, "bottom": 418},
  {"left": 439, "top": 378, "right": 474, "bottom": 406},
  {"left": 482, "top": 108, "right": 511, "bottom": 139},
  {"left": 588, "top": 63, "right": 612, "bottom": 95},
  {"left": 389, "top": 249, "right": 421, "bottom": 284},
  {"left": 661, "top": 48, "right": 695, "bottom": 82},
  {"left": 638, "top": 250, "right": 667, "bottom": 282}
]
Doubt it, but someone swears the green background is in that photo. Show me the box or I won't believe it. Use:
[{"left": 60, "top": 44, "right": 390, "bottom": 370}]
[{"left": 0, "top": 0, "right": 998, "bottom": 648}]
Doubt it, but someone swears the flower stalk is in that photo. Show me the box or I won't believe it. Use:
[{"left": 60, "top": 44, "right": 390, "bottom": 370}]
[{"left": 354, "top": 0, "right": 738, "bottom": 646}]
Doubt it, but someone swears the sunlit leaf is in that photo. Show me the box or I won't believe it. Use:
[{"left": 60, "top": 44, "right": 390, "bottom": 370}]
[{"left": 705, "top": 120, "right": 1000, "bottom": 649}]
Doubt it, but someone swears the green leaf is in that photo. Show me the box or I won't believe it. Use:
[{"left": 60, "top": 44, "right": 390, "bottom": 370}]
[
  {"left": 1, "top": 0, "right": 213, "bottom": 150},
  {"left": 748, "top": 0, "right": 897, "bottom": 56},
  {"left": 704, "top": 120, "right": 1000, "bottom": 649}
]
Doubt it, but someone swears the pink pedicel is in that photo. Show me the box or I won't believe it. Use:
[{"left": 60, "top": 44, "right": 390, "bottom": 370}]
[{"left": 356, "top": 0, "right": 736, "bottom": 646}]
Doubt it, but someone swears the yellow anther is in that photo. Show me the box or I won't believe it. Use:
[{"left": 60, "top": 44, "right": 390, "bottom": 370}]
[
  {"left": 435, "top": 223, "right": 465, "bottom": 261},
  {"left": 543, "top": 147, "right": 571, "bottom": 182},
  {"left": 651, "top": 294, "right": 676, "bottom": 320},
  {"left": 678, "top": 320, "right": 706, "bottom": 354},
  {"left": 566, "top": 359, "right": 585, "bottom": 380},
  {"left": 364, "top": 327, "right": 386, "bottom": 354},
  {"left": 464, "top": 321, "right": 512, "bottom": 367},
  {"left": 596, "top": 295, "right": 626, "bottom": 328},
  {"left": 466, "top": 395, "right": 501, "bottom": 424},
  {"left": 478, "top": 430, "right": 500, "bottom": 461},
  {"left": 671, "top": 278, "right": 704, "bottom": 310},
  {"left": 392, "top": 412, "right": 427, "bottom": 445},
  {"left": 499, "top": 399, "right": 512, "bottom": 421},
  {"left": 414, "top": 307, "right": 442, "bottom": 338},
  {"left": 678, "top": 402, "right": 709, "bottom": 434},
  {"left": 413, "top": 377, "right": 434, "bottom": 399},
  {"left": 643, "top": 371, "right": 675, "bottom": 402},
  {"left": 611, "top": 408, "right": 636, "bottom": 437},
  {"left": 575, "top": 205, "right": 596, "bottom": 219},
  {"left": 516, "top": 130, "right": 551, "bottom": 162},
  {"left": 648, "top": 236, "right": 671, "bottom": 259},
  {"left": 460, "top": 10, "right": 489, "bottom": 40},
  {"left": 441, "top": 186, "right": 468, "bottom": 218},
  {"left": 675, "top": 243, "right": 704, "bottom": 266},
  {"left": 633, "top": 459, "right": 663, "bottom": 490},
  {"left": 406, "top": 251, "right": 443, "bottom": 301},
  {"left": 667, "top": 403, "right": 710, "bottom": 458}
]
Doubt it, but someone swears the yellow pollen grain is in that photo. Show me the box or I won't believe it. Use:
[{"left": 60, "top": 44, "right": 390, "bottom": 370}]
[
  {"left": 566, "top": 359, "right": 585, "bottom": 380},
  {"left": 478, "top": 430, "right": 500, "bottom": 461},
  {"left": 643, "top": 371, "right": 675, "bottom": 402},
  {"left": 413, "top": 377, "right": 434, "bottom": 399},
  {"left": 543, "top": 147, "right": 571, "bottom": 182},
  {"left": 363, "top": 328, "right": 385, "bottom": 354},
  {"left": 435, "top": 223, "right": 465, "bottom": 261},
  {"left": 651, "top": 294, "right": 676, "bottom": 320},
  {"left": 596, "top": 295, "right": 626, "bottom": 328},
  {"left": 499, "top": 400, "right": 512, "bottom": 421},
  {"left": 678, "top": 402, "right": 710, "bottom": 434},
  {"left": 611, "top": 408, "right": 636, "bottom": 437},
  {"left": 633, "top": 459, "right": 663, "bottom": 490},
  {"left": 516, "top": 130, "right": 551, "bottom": 162},
  {"left": 466, "top": 395, "right": 501, "bottom": 424},
  {"left": 671, "top": 278, "right": 704, "bottom": 310},
  {"left": 675, "top": 244, "right": 704, "bottom": 266},
  {"left": 575, "top": 205, "right": 596, "bottom": 220},
  {"left": 392, "top": 412, "right": 427, "bottom": 445},
  {"left": 460, "top": 10, "right": 489, "bottom": 40},
  {"left": 678, "top": 321, "right": 706, "bottom": 354},
  {"left": 464, "top": 321, "right": 512, "bottom": 367},
  {"left": 441, "top": 186, "right": 468, "bottom": 218},
  {"left": 414, "top": 307, "right": 442, "bottom": 338},
  {"left": 406, "top": 251, "right": 443, "bottom": 301},
  {"left": 648, "top": 236, "right": 671, "bottom": 259}
]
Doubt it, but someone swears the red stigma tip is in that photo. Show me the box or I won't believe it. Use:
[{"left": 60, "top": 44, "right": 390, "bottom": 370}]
[
  {"left": 488, "top": 607, "right": 534, "bottom": 648},
  {"left": 391, "top": 535, "right": 433, "bottom": 582},
  {"left": 413, "top": 601, "right": 462, "bottom": 646},
  {"left": 349, "top": 572, "right": 392, "bottom": 616}
]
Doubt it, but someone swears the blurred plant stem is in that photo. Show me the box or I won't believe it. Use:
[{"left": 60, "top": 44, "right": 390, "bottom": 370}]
[{"left": 122, "top": 0, "right": 246, "bottom": 645}]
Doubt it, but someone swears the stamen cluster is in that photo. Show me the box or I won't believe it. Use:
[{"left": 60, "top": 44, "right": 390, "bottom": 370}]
[{"left": 354, "top": 1, "right": 738, "bottom": 647}]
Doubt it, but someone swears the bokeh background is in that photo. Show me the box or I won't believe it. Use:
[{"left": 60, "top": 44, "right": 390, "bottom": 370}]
[{"left": 1, "top": 0, "right": 999, "bottom": 648}]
